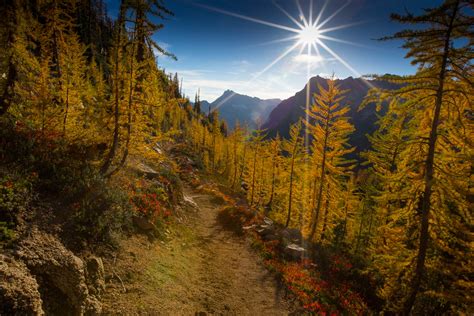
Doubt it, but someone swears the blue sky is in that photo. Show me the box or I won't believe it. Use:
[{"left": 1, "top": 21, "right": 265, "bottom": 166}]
[{"left": 106, "top": 0, "right": 443, "bottom": 101}]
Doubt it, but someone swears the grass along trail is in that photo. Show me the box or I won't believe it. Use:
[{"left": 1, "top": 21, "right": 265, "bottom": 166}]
[{"left": 102, "top": 185, "right": 289, "bottom": 315}]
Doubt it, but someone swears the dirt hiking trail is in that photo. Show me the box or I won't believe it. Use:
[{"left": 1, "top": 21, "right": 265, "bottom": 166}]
[{"left": 102, "top": 186, "right": 289, "bottom": 315}]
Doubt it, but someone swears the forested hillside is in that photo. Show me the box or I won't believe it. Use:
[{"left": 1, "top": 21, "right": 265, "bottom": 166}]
[{"left": 0, "top": 0, "right": 472, "bottom": 315}]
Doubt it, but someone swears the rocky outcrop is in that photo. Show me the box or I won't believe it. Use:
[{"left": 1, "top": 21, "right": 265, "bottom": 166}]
[
  {"left": 11, "top": 229, "right": 102, "bottom": 315},
  {"left": 254, "top": 218, "right": 306, "bottom": 261},
  {"left": 0, "top": 254, "right": 44, "bottom": 315},
  {"left": 85, "top": 257, "right": 105, "bottom": 299}
]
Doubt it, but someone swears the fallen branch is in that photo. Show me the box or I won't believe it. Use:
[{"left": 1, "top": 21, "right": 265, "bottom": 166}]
[{"left": 112, "top": 269, "right": 126, "bottom": 293}]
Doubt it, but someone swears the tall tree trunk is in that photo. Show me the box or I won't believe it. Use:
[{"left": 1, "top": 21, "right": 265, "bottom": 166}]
[
  {"left": 309, "top": 167, "right": 318, "bottom": 211},
  {"left": 0, "top": 54, "right": 17, "bottom": 116},
  {"left": 135, "top": 5, "right": 146, "bottom": 64},
  {"left": 256, "top": 156, "right": 265, "bottom": 207},
  {"left": 266, "top": 154, "right": 277, "bottom": 214},
  {"left": 342, "top": 205, "right": 349, "bottom": 241},
  {"left": 132, "top": 3, "right": 146, "bottom": 95},
  {"left": 320, "top": 182, "right": 330, "bottom": 240},
  {"left": 383, "top": 120, "right": 406, "bottom": 245},
  {"left": 285, "top": 142, "right": 298, "bottom": 227},
  {"left": 402, "top": 2, "right": 458, "bottom": 313},
  {"left": 63, "top": 81, "right": 69, "bottom": 136},
  {"left": 0, "top": 0, "right": 17, "bottom": 116},
  {"left": 365, "top": 207, "right": 375, "bottom": 246},
  {"left": 100, "top": 48, "right": 120, "bottom": 175},
  {"left": 231, "top": 136, "right": 238, "bottom": 188},
  {"left": 52, "top": 34, "right": 61, "bottom": 79},
  {"left": 100, "top": 3, "right": 125, "bottom": 175},
  {"left": 201, "top": 127, "right": 206, "bottom": 154},
  {"left": 107, "top": 38, "right": 136, "bottom": 177},
  {"left": 223, "top": 145, "right": 229, "bottom": 176},
  {"left": 41, "top": 101, "right": 46, "bottom": 132},
  {"left": 211, "top": 132, "right": 216, "bottom": 171},
  {"left": 354, "top": 214, "right": 364, "bottom": 255},
  {"left": 250, "top": 145, "right": 258, "bottom": 205},
  {"left": 239, "top": 143, "right": 247, "bottom": 187},
  {"left": 309, "top": 119, "right": 330, "bottom": 240}
]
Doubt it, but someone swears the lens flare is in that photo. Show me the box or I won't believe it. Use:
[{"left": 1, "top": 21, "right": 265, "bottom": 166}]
[
  {"left": 197, "top": 0, "right": 373, "bottom": 111},
  {"left": 198, "top": 0, "right": 364, "bottom": 83}
]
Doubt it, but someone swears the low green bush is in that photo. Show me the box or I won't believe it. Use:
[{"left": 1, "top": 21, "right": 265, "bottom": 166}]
[
  {"left": 0, "top": 171, "right": 35, "bottom": 244},
  {"left": 70, "top": 178, "right": 133, "bottom": 248}
]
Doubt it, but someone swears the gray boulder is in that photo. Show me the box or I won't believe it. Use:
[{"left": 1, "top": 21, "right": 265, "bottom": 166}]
[
  {"left": 281, "top": 227, "right": 303, "bottom": 244},
  {"left": 284, "top": 243, "right": 306, "bottom": 261}
]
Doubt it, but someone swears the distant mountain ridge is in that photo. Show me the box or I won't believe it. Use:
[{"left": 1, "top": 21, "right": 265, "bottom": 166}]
[
  {"left": 206, "top": 90, "right": 281, "bottom": 130},
  {"left": 262, "top": 75, "right": 399, "bottom": 156}
]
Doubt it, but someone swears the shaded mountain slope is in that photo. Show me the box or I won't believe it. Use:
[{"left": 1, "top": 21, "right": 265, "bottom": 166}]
[
  {"left": 211, "top": 90, "right": 281, "bottom": 130},
  {"left": 263, "top": 76, "right": 399, "bottom": 156}
]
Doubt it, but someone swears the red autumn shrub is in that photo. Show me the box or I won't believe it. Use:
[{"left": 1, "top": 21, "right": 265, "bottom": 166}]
[
  {"left": 263, "top": 257, "right": 367, "bottom": 315},
  {"left": 130, "top": 191, "right": 172, "bottom": 221}
]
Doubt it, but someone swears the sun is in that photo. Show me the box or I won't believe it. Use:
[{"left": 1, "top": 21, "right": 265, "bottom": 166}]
[
  {"left": 198, "top": 0, "right": 369, "bottom": 110},
  {"left": 298, "top": 25, "right": 320, "bottom": 46},
  {"left": 199, "top": 0, "right": 364, "bottom": 80}
]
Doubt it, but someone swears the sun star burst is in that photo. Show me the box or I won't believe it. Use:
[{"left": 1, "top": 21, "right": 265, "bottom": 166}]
[
  {"left": 298, "top": 24, "right": 321, "bottom": 46},
  {"left": 195, "top": 0, "right": 374, "bottom": 238},
  {"left": 198, "top": 0, "right": 371, "bottom": 111}
]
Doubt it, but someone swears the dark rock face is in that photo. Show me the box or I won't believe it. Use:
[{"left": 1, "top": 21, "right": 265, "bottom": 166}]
[
  {"left": 259, "top": 224, "right": 279, "bottom": 242},
  {"left": 12, "top": 229, "right": 102, "bottom": 315},
  {"left": 262, "top": 76, "right": 399, "bottom": 159},
  {"left": 0, "top": 254, "right": 45, "bottom": 315},
  {"left": 281, "top": 228, "right": 303, "bottom": 244},
  {"left": 85, "top": 257, "right": 105, "bottom": 299}
]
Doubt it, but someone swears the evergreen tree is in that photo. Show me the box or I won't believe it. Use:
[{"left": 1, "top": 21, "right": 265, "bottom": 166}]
[
  {"left": 0, "top": 0, "right": 18, "bottom": 115},
  {"left": 100, "top": 1, "right": 127, "bottom": 175},
  {"left": 209, "top": 110, "right": 220, "bottom": 171},
  {"left": 305, "top": 79, "right": 355, "bottom": 241},
  {"left": 265, "top": 135, "right": 282, "bottom": 215},
  {"left": 1, "top": 1, "right": 43, "bottom": 121},
  {"left": 282, "top": 120, "right": 304, "bottom": 227},
  {"left": 246, "top": 129, "right": 266, "bottom": 206},
  {"left": 219, "top": 120, "right": 228, "bottom": 137},
  {"left": 194, "top": 89, "right": 201, "bottom": 114},
  {"left": 60, "top": 30, "right": 87, "bottom": 137},
  {"left": 230, "top": 122, "right": 245, "bottom": 189},
  {"left": 127, "top": 0, "right": 175, "bottom": 65},
  {"left": 364, "top": 1, "right": 473, "bottom": 312}
]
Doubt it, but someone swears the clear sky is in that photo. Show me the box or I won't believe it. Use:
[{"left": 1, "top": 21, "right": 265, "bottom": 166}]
[{"left": 106, "top": 0, "right": 443, "bottom": 101}]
